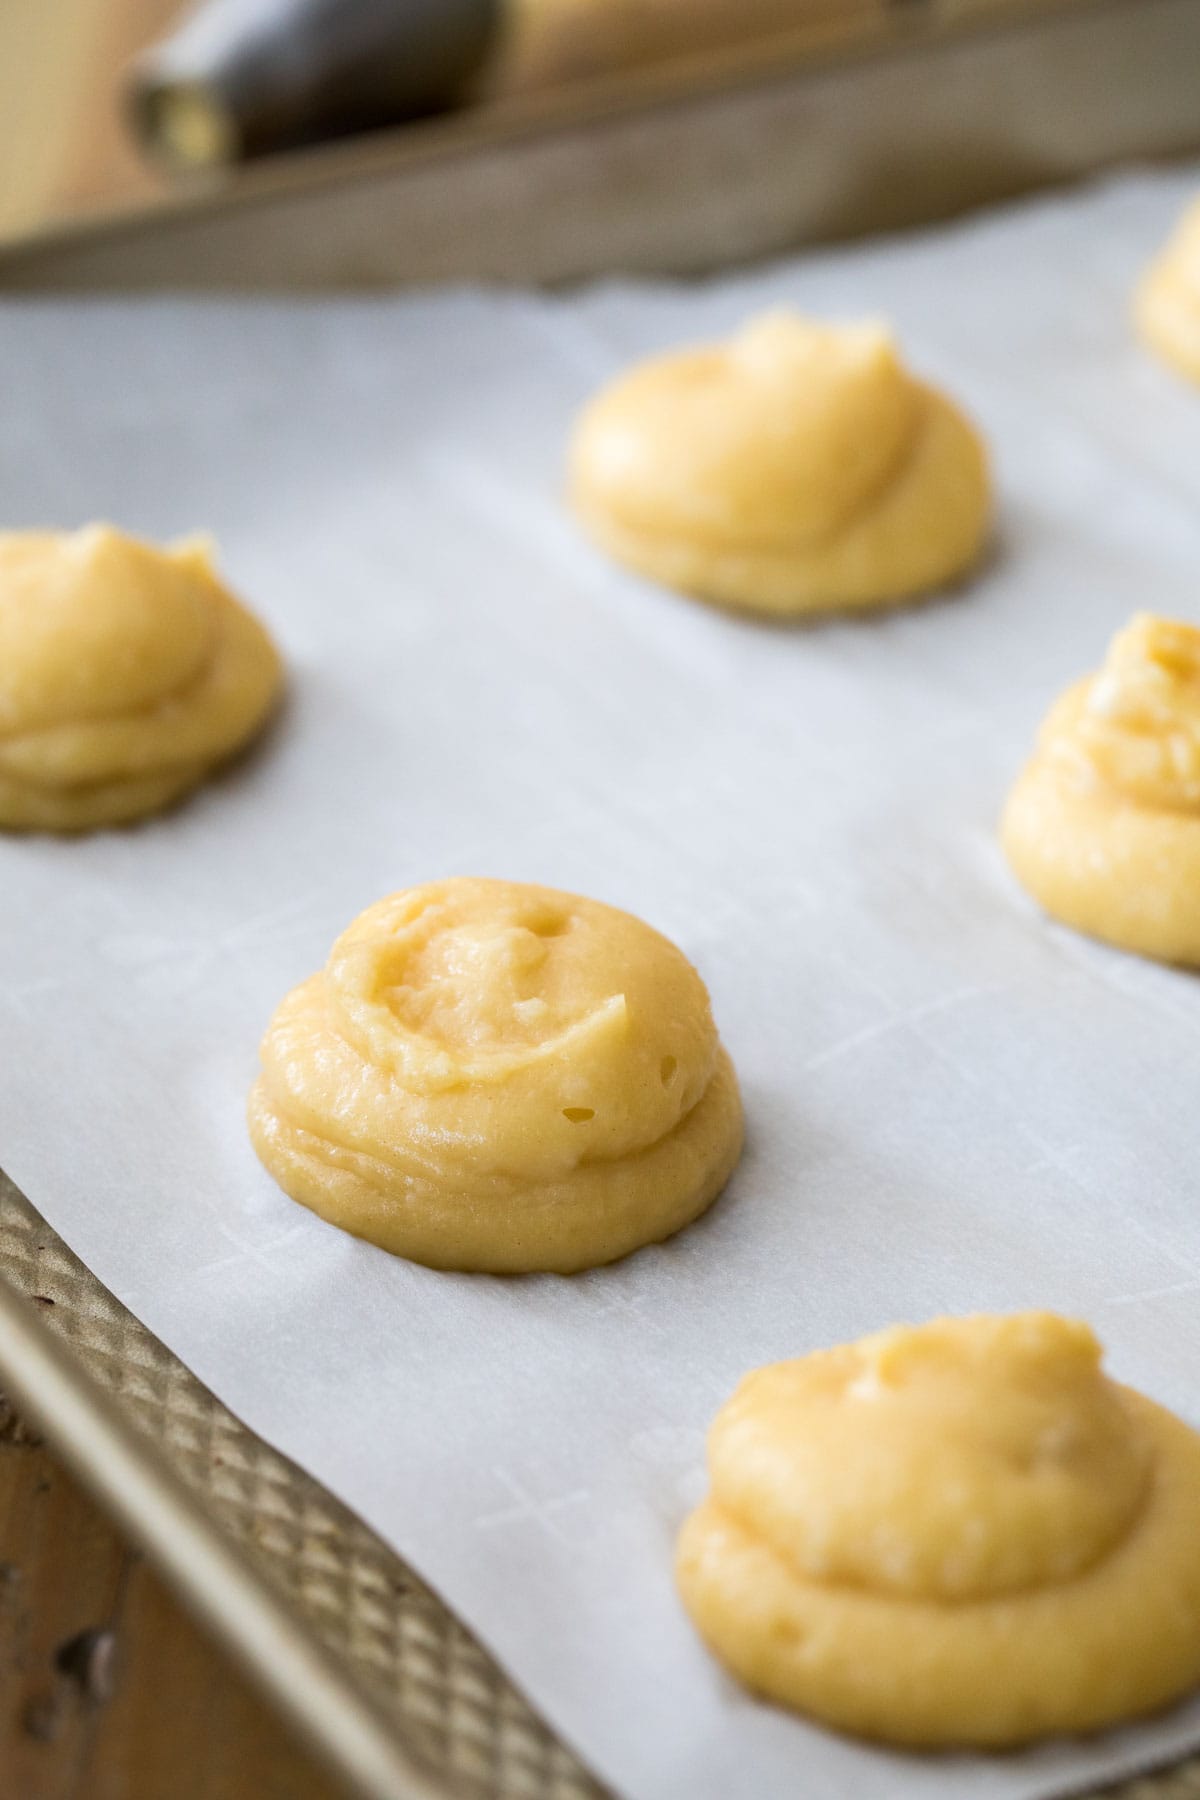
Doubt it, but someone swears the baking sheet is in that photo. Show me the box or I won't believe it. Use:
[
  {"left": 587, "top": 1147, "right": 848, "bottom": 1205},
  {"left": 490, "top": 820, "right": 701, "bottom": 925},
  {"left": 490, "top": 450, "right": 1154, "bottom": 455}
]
[{"left": 3, "top": 165, "right": 1200, "bottom": 1800}]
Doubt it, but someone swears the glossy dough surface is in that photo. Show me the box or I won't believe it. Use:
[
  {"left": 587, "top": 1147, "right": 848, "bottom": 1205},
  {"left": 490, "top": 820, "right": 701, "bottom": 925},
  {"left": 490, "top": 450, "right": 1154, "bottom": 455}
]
[
  {"left": 1002, "top": 613, "right": 1200, "bottom": 964},
  {"left": 0, "top": 526, "right": 282, "bottom": 831},
  {"left": 249, "top": 878, "right": 743, "bottom": 1273},
  {"left": 1136, "top": 199, "right": 1200, "bottom": 382},
  {"left": 569, "top": 312, "right": 990, "bottom": 615},
  {"left": 676, "top": 1312, "right": 1200, "bottom": 1747}
]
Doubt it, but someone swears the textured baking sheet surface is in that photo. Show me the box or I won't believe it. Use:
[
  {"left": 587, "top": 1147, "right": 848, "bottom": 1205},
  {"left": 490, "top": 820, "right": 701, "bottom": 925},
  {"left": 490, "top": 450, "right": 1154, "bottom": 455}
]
[
  {"left": 0, "top": 1169, "right": 604, "bottom": 1800},
  {"left": 4, "top": 165, "right": 1200, "bottom": 1800},
  {"left": 2, "top": 1170, "right": 1199, "bottom": 1800}
]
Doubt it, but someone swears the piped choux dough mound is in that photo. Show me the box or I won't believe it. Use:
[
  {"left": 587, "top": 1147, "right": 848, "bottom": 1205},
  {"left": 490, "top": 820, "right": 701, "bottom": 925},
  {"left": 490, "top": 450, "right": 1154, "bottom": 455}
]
[
  {"left": 0, "top": 525, "right": 282, "bottom": 831},
  {"left": 1002, "top": 613, "right": 1200, "bottom": 965},
  {"left": 1136, "top": 199, "right": 1200, "bottom": 382},
  {"left": 568, "top": 312, "right": 990, "bottom": 616},
  {"left": 676, "top": 1312, "right": 1200, "bottom": 1747},
  {"left": 248, "top": 878, "right": 743, "bottom": 1273}
]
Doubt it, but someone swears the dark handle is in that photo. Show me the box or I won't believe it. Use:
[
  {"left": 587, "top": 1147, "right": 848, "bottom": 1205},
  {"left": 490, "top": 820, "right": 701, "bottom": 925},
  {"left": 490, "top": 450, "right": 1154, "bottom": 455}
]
[{"left": 130, "top": 0, "right": 503, "bottom": 171}]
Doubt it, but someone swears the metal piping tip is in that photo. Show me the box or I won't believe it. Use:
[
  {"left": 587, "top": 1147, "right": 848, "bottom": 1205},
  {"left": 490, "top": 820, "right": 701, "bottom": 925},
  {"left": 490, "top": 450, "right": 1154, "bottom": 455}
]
[
  {"left": 128, "top": 0, "right": 503, "bottom": 172},
  {"left": 132, "top": 80, "right": 241, "bottom": 174}
]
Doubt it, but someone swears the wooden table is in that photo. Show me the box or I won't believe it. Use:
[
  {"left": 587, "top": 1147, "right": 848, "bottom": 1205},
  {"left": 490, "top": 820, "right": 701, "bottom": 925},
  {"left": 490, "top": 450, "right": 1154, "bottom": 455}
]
[
  {"left": 0, "top": 1388, "right": 345, "bottom": 1800},
  {"left": 0, "top": 0, "right": 868, "bottom": 240}
]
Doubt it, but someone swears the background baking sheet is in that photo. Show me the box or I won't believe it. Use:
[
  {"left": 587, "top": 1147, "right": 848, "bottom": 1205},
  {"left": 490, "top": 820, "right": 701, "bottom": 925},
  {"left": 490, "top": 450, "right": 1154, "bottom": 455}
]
[{"left": 3, "top": 164, "right": 1200, "bottom": 1800}]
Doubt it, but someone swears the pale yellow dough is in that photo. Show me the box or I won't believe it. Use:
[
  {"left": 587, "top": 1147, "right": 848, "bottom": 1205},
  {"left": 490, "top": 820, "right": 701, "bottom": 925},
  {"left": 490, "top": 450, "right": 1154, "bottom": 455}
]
[
  {"left": 1136, "top": 199, "right": 1200, "bottom": 382},
  {"left": 676, "top": 1312, "right": 1200, "bottom": 1747},
  {"left": 1002, "top": 613, "right": 1200, "bottom": 965},
  {"left": 568, "top": 312, "right": 990, "bottom": 616},
  {"left": 248, "top": 878, "right": 743, "bottom": 1273},
  {"left": 0, "top": 525, "right": 282, "bottom": 831}
]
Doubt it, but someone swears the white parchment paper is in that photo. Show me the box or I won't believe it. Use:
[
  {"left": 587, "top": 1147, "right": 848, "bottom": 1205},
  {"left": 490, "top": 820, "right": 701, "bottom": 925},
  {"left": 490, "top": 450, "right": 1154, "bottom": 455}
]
[{"left": 4, "top": 166, "right": 1200, "bottom": 1800}]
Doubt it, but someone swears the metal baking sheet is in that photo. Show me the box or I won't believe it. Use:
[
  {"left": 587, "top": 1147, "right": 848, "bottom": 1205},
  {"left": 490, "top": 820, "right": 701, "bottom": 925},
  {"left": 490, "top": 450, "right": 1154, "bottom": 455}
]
[
  {"left": 4, "top": 161, "right": 1200, "bottom": 1800},
  {"left": 0, "top": 0, "right": 1198, "bottom": 291},
  {"left": 2, "top": 1171, "right": 1198, "bottom": 1800},
  {"left": 0, "top": 1171, "right": 605, "bottom": 1800}
]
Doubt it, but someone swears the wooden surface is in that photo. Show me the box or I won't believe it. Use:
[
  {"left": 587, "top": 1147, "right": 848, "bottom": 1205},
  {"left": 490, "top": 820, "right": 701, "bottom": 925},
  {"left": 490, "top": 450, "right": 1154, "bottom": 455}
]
[
  {"left": 50, "top": 0, "right": 185, "bottom": 217},
  {"left": 0, "top": 0, "right": 867, "bottom": 239},
  {"left": 481, "top": 0, "right": 879, "bottom": 95},
  {"left": 0, "top": 0, "right": 182, "bottom": 237},
  {"left": 0, "top": 1387, "right": 346, "bottom": 1800}
]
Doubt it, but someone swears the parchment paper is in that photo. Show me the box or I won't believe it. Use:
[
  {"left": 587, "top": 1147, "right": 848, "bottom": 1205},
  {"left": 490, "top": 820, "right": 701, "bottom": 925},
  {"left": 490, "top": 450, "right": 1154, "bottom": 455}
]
[{"left": 3, "top": 166, "right": 1200, "bottom": 1800}]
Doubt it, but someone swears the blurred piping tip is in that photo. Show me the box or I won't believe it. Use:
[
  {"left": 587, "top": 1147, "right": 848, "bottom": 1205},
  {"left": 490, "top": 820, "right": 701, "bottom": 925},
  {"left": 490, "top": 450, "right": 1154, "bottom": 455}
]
[
  {"left": 132, "top": 80, "right": 240, "bottom": 172},
  {"left": 128, "top": 0, "right": 503, "bottom": 175}
]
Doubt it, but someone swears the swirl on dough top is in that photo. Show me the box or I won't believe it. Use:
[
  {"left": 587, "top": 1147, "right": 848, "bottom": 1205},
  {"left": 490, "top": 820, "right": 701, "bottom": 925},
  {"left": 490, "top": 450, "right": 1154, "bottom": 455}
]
[
  {"left": 569, "top": 312, "right": 990, "bottom": 615},
  {"left": 708, "top": 1314, "right": 1148, "bottom": 1604},
  {"left": 1136, "top": 199, "right": 1200, "bottom": 382},
  {"left": 1002, "top": 614, "right": 1200, "bottom": 965},
  {"left": 249, "top": 878, "right": 743, "bottom": 1272},
  {"left": 1042, "top": 614, "right": 1200, "bottom": 813},
  {"left": 313, "top": 879, "right": 720, "bottom": 1168},
  {"left": 579, "top": 316, "right": 919, "bottom": 551},
  {"left": 677, "top": 1312, "right": 1200, "bottom": 1747},
  {"left": 0, "top": 525, "right": 282, "bottom": 831}
]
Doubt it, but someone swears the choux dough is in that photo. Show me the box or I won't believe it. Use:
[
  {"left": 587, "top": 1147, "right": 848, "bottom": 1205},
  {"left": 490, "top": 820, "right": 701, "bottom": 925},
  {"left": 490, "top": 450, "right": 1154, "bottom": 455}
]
[
  {"left": 568, "top": 311, "right": 990, "bottom": 616},
  {"left": 1136, "top": 199, "right": 1200, "bottom": 382},
  {"left": 676, "top": 1312, "right": 1200, "bottom": 1747},
  {"left": 248, "top": 878, "right": 743, "bottom": 1273},
  {"left": 1002, "top": 613, "right": 1200, "bottom": 965},
  {"left": 0, "top": 525, "right": 282, "bottom": 831}
]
